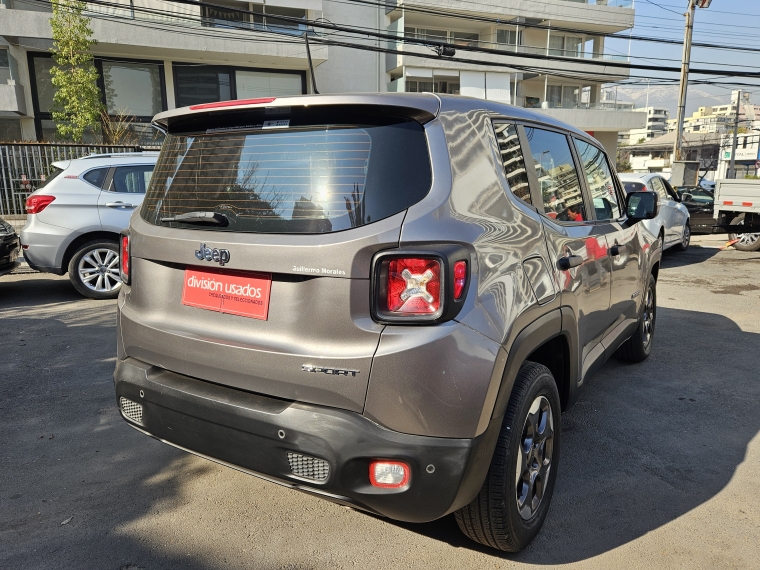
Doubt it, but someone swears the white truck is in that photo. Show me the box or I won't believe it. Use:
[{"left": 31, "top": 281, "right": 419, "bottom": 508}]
[{"left": 712, "top": 179, "right": 760, "bottom": 251}]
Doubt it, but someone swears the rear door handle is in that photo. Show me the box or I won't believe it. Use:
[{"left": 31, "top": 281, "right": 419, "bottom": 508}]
[
  {"left": 557, "top": 255, "right": 583, "bottom": 270},
  {"left": 609, "top": 245, "right": 620, "bottom": 256},
  {"left": 105, "top": 202, "right": 134, "bottom": 208}
]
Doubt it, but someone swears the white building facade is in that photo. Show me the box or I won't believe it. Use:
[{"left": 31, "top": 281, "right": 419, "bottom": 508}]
[{"left": 1, "top": 0, "right": 643, "bottom": 152}]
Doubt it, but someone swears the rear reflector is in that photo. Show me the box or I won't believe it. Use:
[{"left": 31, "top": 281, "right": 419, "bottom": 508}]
[
  {"left": 742, "top": 202, "right": 753, "bottom": 207},
  {"left": 369, "top": 461, "right": 410, "bottom": 488},
  {"left": 189, "top": 97, "right": 276, "bottom": 110},
  {"left": 723, "top": 201, "right": 733, "bottom": 205},
  {"left": 387, "top": 257, "right": 441, "bottom": 314},
  {"left": 453, "top": 260, "right": 467, "bottom": 300},
  {"left": 25, "top": 195, "right": 55, "bottom": 214}
]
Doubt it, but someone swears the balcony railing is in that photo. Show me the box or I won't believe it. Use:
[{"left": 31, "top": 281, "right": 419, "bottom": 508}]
[
  {"left": 515, "top": 96, "right": 637, "bottom": 111},
  {"left": 561, "top": 0, "right": 634, "bottom": 7}
]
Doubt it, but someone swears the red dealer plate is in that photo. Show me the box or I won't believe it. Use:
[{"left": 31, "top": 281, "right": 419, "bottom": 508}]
[{"left": 182, "top": 267, "right": 272, "bottom": 320}]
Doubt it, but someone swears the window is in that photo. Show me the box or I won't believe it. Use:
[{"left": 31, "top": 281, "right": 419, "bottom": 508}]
[
  {"left": 83, "top": 168, "right": 109, "bottom": 189},
  {"left": 493, "top": 123, "right": 531, "bottom": 204},
  {"left": 562, "top": 86, "right": 580, "bottom": 109},
  {"left": 548, "top": 36, "right": 564, "bottom": 56},
  {"left": 406, "top": 80, "right": 459, "bottom": 95},
  {"left": 174, "top": 65, "right": 232, "bottom": 108},
  {"left": 236, "top": 70, "right": 303, "bottom": 98},
  {"left": 623, "top": 181, "right": 646, "bottom": 194},
  {"left": 0, "top": 48, "right": 9, "bottom": 83},
  {"left": 496, "top": 29, "right": 523, "bottom": 46},
  {"left": 142, "top": 121, "right": 432, "bottom": 234},
  {"left": 417, "top": 28, "right": 448, "bottom": 41},
  {"left": 450, "top": 31, "right": 479, "bottom": 46},
  {"left": 547, "top": 86, "right": 562, "bottom": 108},
  {"left": 32, "top": 57, "right": 56, "bottom": 114},
  {"left": 564, "top": 36, "right": 583, "bottom": 57},
  {"left": 109, "top": 165, "right": 154, "bottom": 194},
  {"left": 524, "top": 127, "right": 585, "bottom": 222},
  {"left": 102, "top": 61, "right": 163, "bottom": 118},
  {"left": 0, "top": 119, "right": 22, "bottom": 142},
  {"left": 202, "top": 0, "right": 248, "bottom": 28},
  {"left": 575, "top": 139, "right": 621, "bottom": 220},
  {"left": 253, "top": 5, "right": 306, "bottom": 29}
]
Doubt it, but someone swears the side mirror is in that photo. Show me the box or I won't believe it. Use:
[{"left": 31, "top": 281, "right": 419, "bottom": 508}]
[
  {"left": 681, "top": 192, "right": 693, "bottom": 202},
  {"left": 626, "top": 191, "right": 659, "bottom": 222}
]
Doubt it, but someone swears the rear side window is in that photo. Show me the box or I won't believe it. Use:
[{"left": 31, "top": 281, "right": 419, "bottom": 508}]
[
  {"left": 493, "top": 122, "right": 531, "bottom": 204},
  {"left": 623, "top": 181, "right": 645, "bottom": 194},
  {"left": 141, "top": 121, "right": 432, "bottom": 234},
  {"left": 524, "top": 127, "right": 585, "bottom": 222},
  {"left": 574, "top": 139, "right": 621, "bottom": 221},
  {"left": 110, "top": 165, "right": 154, "bottom": 194},
  {"left": 83, "top": 167, "right": 108, "bottom": 189},
  {"left": 650, "top": 177, "right": 669, "bottom": 201}
]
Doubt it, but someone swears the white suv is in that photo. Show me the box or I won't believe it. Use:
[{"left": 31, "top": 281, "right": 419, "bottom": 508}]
[{"left": 21, "top": 152, "right": 158, "bottom": 299}]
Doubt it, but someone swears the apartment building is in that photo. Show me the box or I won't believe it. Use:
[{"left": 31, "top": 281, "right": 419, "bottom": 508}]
[
  {"left": 715, "top": 131, "right": 760, "bottom": 179},
  {"left": 385, "top": 0, "right": 644, "bottom": 155},
  {"left": 621, "top": 106, "right": 669, "bottom": 145},
  {"left": 1, "top": 0, "right": 644, "bottom": 153},
  {"left": 666, "top": 91, "right": 760, "bottom": 135},
  {"left": 0, "top": 0, "right": 383, "bottom": 143}
]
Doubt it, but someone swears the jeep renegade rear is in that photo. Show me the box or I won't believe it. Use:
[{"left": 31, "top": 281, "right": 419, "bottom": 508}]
[{"left": 114, "top": 93, "right": 660, "bottom": 552}]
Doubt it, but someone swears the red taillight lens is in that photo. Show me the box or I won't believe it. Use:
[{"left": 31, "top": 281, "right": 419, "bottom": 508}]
[
  {"left": 189, "top": 97, "right": 276, "bottom": 110},
  {"left": 453, "top": 260, "right": 467, "bottom": 300},
  {"left": 25, "top": 195, "right": 55, "bottom": 214},
  {"left": 120, "top": 234, "right": 130, "bottom": 284},
  {"left": 369, "top": 461, "right": 410, "bottom": 489},
  {"left": 387, "top": 257, "right": 441, "bottom": 314}
]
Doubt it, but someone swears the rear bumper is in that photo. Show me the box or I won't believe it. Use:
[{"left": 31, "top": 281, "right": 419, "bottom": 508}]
[
  {"left": 114, "top": 357, "right": 500, "bottom": 523},
  {"left": 19, "top": 217, "right": 71, "bottom": 275}
]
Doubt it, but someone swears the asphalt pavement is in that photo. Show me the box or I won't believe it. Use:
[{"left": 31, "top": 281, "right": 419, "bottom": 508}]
[{"left": 1, "top": 244, "right": 759, "bottom": 569}]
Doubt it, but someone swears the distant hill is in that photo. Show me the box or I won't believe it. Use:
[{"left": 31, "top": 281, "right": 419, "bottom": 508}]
[{"left": 603, "top": 84, "right": 729, "bottom": 116}]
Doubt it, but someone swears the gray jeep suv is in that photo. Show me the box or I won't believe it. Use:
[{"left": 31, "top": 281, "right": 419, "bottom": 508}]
[{"left": 114, "top": 93, "right": 661, "bottom": 552}]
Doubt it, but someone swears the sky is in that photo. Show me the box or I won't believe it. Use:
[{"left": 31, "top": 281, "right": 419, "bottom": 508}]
[{"left": 603, "top": 0, "right": 760, "bottom": 115}]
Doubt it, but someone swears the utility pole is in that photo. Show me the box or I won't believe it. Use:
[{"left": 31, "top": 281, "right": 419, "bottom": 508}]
[
  {"left": 728, "top": 90, "right": 742, "bottom": 179},
  {"left": 673, "top": 0, "right": 696, "bottom": 163}
]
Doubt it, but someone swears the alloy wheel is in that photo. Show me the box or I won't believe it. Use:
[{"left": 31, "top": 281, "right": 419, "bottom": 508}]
[
  {"left": 515, "top": 395, "right": 554, "bottom": 520},
  {"left": 78, "top": 248, "right": 122, "bottom": 293},
  {"left": 682, "top": 224, "right": 690, "bottom": 248},
  {"left": 642, "top": 286, "right": 655, "bottom": 348}
]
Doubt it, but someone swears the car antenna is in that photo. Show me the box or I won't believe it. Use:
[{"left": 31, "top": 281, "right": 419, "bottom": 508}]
[{"left": 303, "top": 32, "right": 319, "bottom": 95}]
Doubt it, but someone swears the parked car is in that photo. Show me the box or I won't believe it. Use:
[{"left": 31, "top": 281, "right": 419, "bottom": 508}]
[
  {"left": 676, "top": 187, "right": 715, "bottom": 234},
  {"left": 0, "top": 216, "right": 21, "bottom": 277},
  {"left": 114, "top": 94, "right": 661, "bottom": 553},
  {"left": 618, "top": 173, "right": 691, "bottom": 251},
  {"left": 20, "top": 152, "right": 158, "bottom": 299}
]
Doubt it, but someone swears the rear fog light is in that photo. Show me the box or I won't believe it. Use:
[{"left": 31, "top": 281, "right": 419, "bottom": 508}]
[
  {"left": 454, "top": 260, "right": 467, "bottom": 300},
  {"left": 369, "top": 460, "right": 410, "bottom": 488},
  {"left": 120, "top": 233, "right": 130, "bottom": 284}
]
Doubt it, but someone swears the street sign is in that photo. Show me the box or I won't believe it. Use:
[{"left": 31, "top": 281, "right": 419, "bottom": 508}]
[{"left": 697, "top": 0, "right": 712, "bottom": 7}]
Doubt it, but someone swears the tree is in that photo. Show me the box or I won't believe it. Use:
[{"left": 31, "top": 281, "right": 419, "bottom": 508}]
[
  {"left": 616, "top": 148, "right": 632, "bottom": 173},
  {"left": 49, "top": 0, "right": 102, "bottom": 142}
]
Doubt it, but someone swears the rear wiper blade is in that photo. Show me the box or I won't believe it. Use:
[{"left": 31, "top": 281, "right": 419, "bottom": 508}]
[{"left": 161, "top": 211, "right": 229, "bottom": 226}]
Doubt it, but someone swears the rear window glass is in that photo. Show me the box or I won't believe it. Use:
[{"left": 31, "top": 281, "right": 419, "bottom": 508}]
[
  {"left": 38, "top": 166, "right": 64, "bottom": 190},
  {"left": 623, "top": 181, "right": 646, "bottom": 194},
  {"left": 141, "top": 121, "right": 432, "bottom": 234}
]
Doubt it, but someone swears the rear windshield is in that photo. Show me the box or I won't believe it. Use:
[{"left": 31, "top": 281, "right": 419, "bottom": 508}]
[
  {"left": 623, "top": 181, "right": 646, "bottom": 194},
  {"left": 140, "top": 121, "right": 432, "bottom": 234}
]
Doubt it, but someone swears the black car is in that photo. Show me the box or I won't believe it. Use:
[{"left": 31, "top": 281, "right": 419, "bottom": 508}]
[
  {"left": 677, "top": 188, "right": 715, "bottom": 234},
  {"left": 0, "top": 217, "right": 21, "bottom": 276}
]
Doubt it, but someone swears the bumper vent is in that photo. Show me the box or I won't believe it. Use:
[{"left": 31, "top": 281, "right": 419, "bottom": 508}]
[
  {"left": 120, "top": 397, "right": 143, "bottom": 424},
  {"left": 287, "top": 452, "right": 330, "bottom": 483}
]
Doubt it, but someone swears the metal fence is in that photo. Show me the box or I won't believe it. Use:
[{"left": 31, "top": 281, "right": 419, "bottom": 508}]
[{"left": 0, "top": 143, "right": 155, "bottom": 218}]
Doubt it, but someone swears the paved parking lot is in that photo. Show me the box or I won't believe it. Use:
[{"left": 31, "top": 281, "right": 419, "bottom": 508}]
[{"left": 1, "top": 244, "right": 759, "bottom": 569}]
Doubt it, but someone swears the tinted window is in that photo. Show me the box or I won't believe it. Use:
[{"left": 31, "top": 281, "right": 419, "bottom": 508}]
[
  {"left": 623, "top": 181, "right": 646, "bottom": 194},
  {"left": 83, "top": 168, "right": 108, "bottom": 189},
  {"left": 493, "top": 123, "right": 531, "bottom": 204},
  {"left": 110, "top": 165, "right": 154, "bottom": 194},
  {"left": 524, "top": 127, "right": 585, "bottom": 222},
  {"left": 141, "top": 121, "right": 432, "bottom": 234},
  {"left": 575, "top": 139, "right": 621, "bottom": 220},
  {"left": 37, "top": 166, "right": 64, "bottom": 189}
]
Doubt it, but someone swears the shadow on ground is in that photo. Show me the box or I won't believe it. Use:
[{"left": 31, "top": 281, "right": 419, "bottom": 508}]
[
  {"left": 394, "top": 305, "right": 760, "bottom": 563},
  {"left": 659, "top": 244, "right": 720, "bottom": 269},
  {"left": 1, "top": 275, "right": 758, "bottom": 567}
]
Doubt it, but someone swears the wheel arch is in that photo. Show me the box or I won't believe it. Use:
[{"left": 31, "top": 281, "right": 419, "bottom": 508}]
[
  {"left": 61, "top": 231, "right": 120, "bottom": 274},
  {"left": 490, "top": 309, "right": 580, "bottom": 421}
]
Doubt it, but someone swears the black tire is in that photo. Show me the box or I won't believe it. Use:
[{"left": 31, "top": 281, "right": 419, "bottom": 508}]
[
  {"left": 615, "top": 274, "right": 656, "bottom": 363},
  {"left": 67, "top": 240, "right": 123, "bottom": 300},
  {"left": 673, "top": 222, "right": 690, "bottom": 252},
  {"left": 455, "top": 362, "right": 561, "bottom": 552},
  {"left": 728, "top": 214, "right": 760, "bottom": 252}
]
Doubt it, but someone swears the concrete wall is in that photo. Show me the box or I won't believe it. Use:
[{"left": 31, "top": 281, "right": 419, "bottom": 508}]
[{"left": 592, "top": 131, "right": 618, "bottom": 159}]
